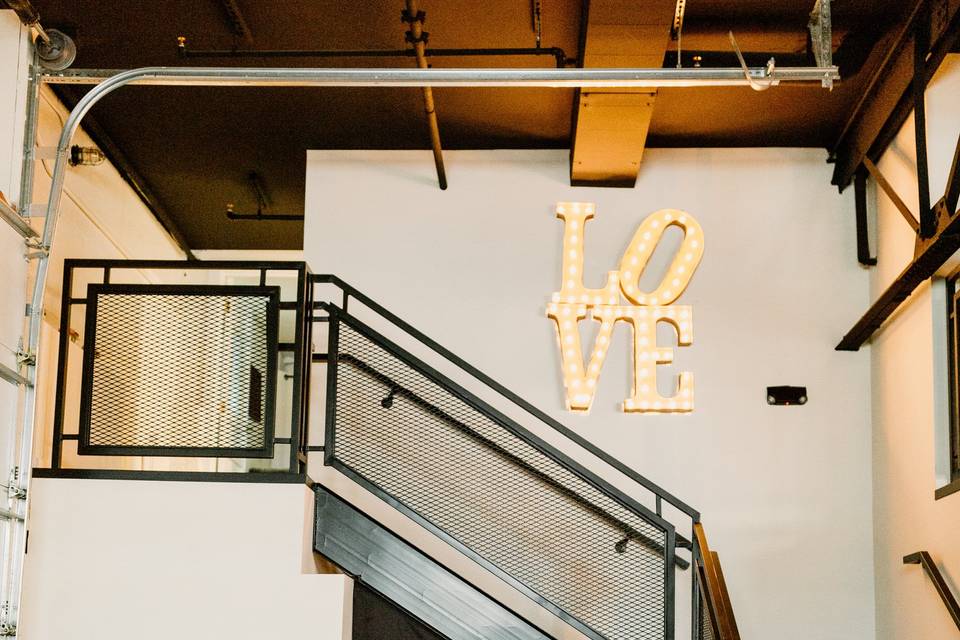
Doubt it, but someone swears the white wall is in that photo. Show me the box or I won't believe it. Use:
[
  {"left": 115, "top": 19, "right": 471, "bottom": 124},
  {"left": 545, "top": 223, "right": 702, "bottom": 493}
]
[
  {"left": 19, "top": 478, "right": 351, "bottom": 640},
  {"left": 869, "top": 54, "right": 960, "bottom": 640},
  {"left": 304, "top": 148, "right": 875, "bottom": 639}
]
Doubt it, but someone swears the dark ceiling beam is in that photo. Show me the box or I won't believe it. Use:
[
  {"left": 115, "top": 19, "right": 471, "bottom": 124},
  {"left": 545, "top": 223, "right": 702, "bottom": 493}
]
[{"left": 830, "top": 0, "right": 960, "bottom": 193}]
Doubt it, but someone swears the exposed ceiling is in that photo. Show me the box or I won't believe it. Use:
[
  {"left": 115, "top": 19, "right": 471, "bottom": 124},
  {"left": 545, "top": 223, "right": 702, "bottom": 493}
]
[{"left": 30, "top": 0, "right": 911, "bottom": 249}]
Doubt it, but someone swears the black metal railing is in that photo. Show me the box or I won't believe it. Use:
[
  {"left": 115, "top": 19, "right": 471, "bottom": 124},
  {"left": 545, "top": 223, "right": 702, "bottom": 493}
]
[
  {"left": 311, "top": 274, "right": 712, "bottom": 640},
  {"left": 40, "top": 261, "right": 734, "bottom": 638},
  {"left": 43, "top": 260, "right": 311, "bottom": 479},
  {"left": 904, "top": 551, "right": 960, "bottom": 632}
]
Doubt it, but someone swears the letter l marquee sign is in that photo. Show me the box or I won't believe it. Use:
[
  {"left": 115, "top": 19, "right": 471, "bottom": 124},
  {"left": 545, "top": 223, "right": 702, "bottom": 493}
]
[{"left": 546, "top": 202, "right": 704, "bottom": 414}]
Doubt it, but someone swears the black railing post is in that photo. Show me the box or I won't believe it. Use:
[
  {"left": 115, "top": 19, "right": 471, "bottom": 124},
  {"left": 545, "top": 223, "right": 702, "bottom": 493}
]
[
  {"left": 665, "top": 526, "right": 676, "bottom": 640},
  {"left": 691, "top": 533, "right": 701, "bottom": 640},
  {"left": 323, "top": 312, "right": 340, "bottom": 465},
  {"left": 49, "top": 260, "right": 74, "bottom": 469}
]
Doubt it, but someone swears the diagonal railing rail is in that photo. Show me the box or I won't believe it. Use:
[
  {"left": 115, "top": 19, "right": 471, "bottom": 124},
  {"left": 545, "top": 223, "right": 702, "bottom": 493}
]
[
  {"left": 309, "top": 274, "right": 735, "bottom": 640},
  {"left": 904, "top": 551, "right": 960, "bottom": 632}
]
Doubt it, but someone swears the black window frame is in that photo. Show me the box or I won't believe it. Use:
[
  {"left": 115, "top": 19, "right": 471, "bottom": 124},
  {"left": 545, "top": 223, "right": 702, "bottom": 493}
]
[{"left": 939, "top": 275, "right": 960, "bottom": 499}]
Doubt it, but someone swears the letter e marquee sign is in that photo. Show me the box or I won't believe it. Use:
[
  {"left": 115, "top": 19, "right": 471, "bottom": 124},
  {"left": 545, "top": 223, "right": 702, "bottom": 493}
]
[{"left": 546, "top": 202, "right": 704, "bottom": 414}]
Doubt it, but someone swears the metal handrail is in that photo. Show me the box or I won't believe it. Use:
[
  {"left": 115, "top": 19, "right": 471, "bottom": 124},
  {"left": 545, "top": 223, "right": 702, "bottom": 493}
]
[
  {"left": 311, "top": 273, "right": 700, "bottom": 522},
  {"left": 320, "top": 301, "right": 679, "bottom": 640},
  {"left": 904, "top": 551, "right": 960, "bottom": 631},
  {"left": 324, "top": 328, "right": 690, "bottom": 569}
]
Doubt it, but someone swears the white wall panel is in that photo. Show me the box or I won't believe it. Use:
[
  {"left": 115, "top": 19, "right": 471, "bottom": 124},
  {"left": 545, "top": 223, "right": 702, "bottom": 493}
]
[{"left": 304, "top": 147, "right": 874, "bottom": 640}]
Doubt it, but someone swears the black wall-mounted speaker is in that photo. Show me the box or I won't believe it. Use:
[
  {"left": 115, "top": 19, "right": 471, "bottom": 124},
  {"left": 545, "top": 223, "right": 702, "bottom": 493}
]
[{"left": 767, "top": 386, "right": 808, "bottom": 406}]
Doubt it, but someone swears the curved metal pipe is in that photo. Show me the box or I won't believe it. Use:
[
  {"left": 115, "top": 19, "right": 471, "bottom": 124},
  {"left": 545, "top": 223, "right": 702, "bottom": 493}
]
[
  {"left": 7, "top": 59, "right": 839, "bottom": 628},
  {"left": 41, "top": 65, "right": 838, "bottom": 87}
]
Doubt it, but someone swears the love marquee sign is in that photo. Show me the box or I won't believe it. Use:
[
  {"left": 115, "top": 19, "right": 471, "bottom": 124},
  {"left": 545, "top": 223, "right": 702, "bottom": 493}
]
[{"left": 546, "top": 202, "right": 704, "bottom": 414}]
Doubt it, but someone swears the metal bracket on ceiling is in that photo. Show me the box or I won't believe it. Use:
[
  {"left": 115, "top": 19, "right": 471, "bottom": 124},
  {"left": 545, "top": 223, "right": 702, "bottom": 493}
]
[
  {"left": 401, "top": 9, "right": 430, "bottom": 45},
  {"left": 808, "top": 0, "right": 834, "bottom": 88},
  {"left": 225, "top": 171, "right": 304, "bottom": 222},
  {"left": 728, "top": 31, "right": 776, "bottom": 91},
  {"left": 671, "top": 0, "right": 686, "bottom": 41}
]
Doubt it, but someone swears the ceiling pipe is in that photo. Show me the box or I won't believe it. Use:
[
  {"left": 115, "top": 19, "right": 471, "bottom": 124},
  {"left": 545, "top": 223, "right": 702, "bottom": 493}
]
[
  {"left": 39, "top": 65, "right": 839, "bottom": 87},
  {"left": 402, "top": 0, "right": 447, "bottom": 190},
  {"left": 177, "top": 38, "right": 572, "bottom": 68}
]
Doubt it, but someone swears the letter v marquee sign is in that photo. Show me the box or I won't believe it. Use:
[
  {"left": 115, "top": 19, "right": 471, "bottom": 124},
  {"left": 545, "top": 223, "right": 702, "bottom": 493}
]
[{"left": 546, "top": 202, "right": 704, "bottom": 414}]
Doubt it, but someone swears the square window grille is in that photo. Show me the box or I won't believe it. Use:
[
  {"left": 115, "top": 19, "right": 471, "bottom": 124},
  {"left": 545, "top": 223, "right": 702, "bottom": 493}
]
[{"left": 78, "top": 284, "right": 280, "bottom": 457}]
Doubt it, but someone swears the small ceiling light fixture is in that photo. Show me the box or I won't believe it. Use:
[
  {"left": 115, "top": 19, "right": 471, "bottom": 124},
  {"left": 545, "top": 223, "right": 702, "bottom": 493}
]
[{"left": 68, "top": 145, "right": 106, "bottom": 166}]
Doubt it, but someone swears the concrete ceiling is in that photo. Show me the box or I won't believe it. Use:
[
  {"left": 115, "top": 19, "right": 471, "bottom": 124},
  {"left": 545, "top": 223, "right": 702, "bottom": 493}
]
[{"left": 31, "top": 0, "right": 909, "bottom": 249}]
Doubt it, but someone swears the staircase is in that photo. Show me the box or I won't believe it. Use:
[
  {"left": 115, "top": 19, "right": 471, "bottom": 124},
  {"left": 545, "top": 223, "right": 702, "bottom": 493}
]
[
  {"left": 42, "top": 260, "right": 739, "bottom": 640},
  {"left": 309, "top": 274, "right": 740, "bottom": 640}
]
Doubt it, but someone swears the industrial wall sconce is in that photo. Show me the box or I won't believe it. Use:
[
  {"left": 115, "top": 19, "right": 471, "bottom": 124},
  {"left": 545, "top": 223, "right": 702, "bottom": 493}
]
[{"left": 68, "top": 145, "right": 105, "bottom": 167}]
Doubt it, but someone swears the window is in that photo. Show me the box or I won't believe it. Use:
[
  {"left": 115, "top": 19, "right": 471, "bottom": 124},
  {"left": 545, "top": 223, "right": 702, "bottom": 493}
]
[{"left": 942, "top": 276, "right": 960, "bottom": 498}]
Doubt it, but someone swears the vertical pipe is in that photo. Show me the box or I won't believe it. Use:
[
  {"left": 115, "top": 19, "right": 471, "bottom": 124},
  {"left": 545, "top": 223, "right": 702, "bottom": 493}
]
[{"left": 404, "top": 0, "right": 448, "bottom": 190}]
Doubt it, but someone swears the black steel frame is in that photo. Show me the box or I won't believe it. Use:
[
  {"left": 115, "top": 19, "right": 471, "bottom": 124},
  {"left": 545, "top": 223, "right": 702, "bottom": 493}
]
[
  {"left": 46, "top": 259, "right": 312, "bottom": 479},
  {"left": 310, "top": 273, "right": 708, "bottom": 640},
  {"left": 837, "top": 4, "right": 960, "bottom": 349},
  {"left": 39, "top": 261, "right": 706, "bottom": 636},
  {"left": 321, "top": 302, "right": 676, "bottom": 640},
  {"left": 939, "top": 276, "right": 960, "bottom": 500},
  {"left": 310, "top": 274, "right": 700, "bottom": 523},
  {"left": 76, "top": 283, "right": 280, "bottom": 458}
]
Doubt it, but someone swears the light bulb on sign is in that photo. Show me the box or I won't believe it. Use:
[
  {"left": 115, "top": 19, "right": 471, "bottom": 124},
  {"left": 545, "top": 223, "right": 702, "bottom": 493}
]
[{"left": 546, "top": 203, "right": 704, "bottom": 415}]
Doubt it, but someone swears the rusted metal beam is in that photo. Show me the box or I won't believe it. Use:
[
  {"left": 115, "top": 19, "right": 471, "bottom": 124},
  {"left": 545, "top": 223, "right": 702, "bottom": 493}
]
[
  {"left": 831, "top": 0, "right": 960, "bottom": 192},
  {"left": 862, "top": 157, "right": 919, "bottom": 233},
  {"left": 837, "top": 197, "right": 960, "bottom": 351}
]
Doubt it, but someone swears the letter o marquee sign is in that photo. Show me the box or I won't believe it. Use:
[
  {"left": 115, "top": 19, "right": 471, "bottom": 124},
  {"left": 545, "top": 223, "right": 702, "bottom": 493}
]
[{"left": 546, "top": 202, "right": 704, "bottom": 414}]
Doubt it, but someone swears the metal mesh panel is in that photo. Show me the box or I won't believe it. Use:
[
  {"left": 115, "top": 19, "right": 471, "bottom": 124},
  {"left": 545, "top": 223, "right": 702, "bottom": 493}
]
[
  {"left": 330, "top": 317, "right": 669, "bottom": 640},
  {"left": 81, "top": 286, "right": 277, "bottom": 455},
  {"left": 698, "top": 585, "right": 716, "bottom": 640}
]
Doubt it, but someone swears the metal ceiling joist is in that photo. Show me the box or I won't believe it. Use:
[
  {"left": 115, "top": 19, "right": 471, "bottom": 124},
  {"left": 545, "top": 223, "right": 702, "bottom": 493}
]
[
  {"left": 570, "top": 0, "right": 676, "bottom": 187},
  {"left": 830, "top": 0, "right": 960, "bottom": 192},
  {"left": 836, "top": 1, "right": 960, "bottom": 351},
  {"left": 837, "top": 131, "right": 960, "bottom": 351}
]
